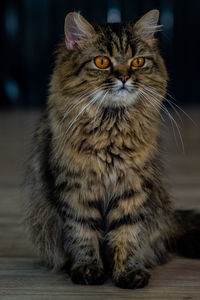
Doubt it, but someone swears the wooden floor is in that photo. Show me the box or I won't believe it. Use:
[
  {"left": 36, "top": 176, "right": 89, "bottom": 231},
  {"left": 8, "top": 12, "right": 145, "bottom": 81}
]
[{"left": 0, "top": 108, "right": 200, "bottom": 300}]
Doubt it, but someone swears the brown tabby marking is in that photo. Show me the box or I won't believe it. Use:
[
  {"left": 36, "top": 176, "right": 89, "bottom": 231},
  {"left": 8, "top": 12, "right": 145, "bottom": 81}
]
[{"left": 25, "top": 10, "right": 200, "bottom": 289}]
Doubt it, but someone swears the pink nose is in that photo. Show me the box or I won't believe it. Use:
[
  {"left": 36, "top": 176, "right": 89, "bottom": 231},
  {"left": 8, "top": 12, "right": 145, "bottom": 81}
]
[{"left": 118, "top": 75, "right": 130, "bottom": 83}]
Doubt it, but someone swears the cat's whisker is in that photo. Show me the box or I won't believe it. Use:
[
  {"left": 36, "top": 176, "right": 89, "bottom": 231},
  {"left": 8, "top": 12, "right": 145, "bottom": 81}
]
[
  {"left": 62, "top": 83, "right": 112, "bottom": 117},
  {"left": 151, "top": 98, "right": 180, "bottom": 148},
  {"left": 142, "top": 86, "right": 183, "bottom": 124},
  {"left": 65, "top": 90, "right": 104, "bottom": 135},
  {"left": 136, "top": 83, "right": 176, "bottom": 124},
  {"left": 53, "top": 89, "right": 103, "bottom": 141},
  {"left": 92, "top": 91, "right": 108, "bottom": 133},
  {"left": 55, "top": 87, "right": 110, "bottom": 142},
  {"left": 149, "top": 94, "right": 185, "bottom": 152},
  {"left": 165, "top": 95, "right": 197, "bottom": 126},
  {"left": 142, "top": 87, "right": 180, "bottom": 126},
  {"left": 147, "top": 85, "right": 196, "bottom": 126},
  {"left": 139, "top": 85, "right": 185, "bottom": 152},
  {"left": 136, "top": 84, "right": 179, "bottom": 144},
  {"left": 60, "top": 88, "right": 103, "bottom": 126},
  {"left": 137, "top": 87, "right": 165, "bottom": 121},
  {"left": 160, "top": 102, "right": 184, "bottom": 150}
]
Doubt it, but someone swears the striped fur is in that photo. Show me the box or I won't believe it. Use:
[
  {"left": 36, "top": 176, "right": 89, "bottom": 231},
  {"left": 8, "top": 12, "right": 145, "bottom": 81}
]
[{"left": 24, "top": 10, "right": 200, "bottom": 289}]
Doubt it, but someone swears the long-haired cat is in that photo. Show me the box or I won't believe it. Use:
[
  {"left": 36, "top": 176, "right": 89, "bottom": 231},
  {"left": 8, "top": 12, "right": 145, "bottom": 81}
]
[{"left": 25, "top": 10, "right": 200, "bottom": 289}]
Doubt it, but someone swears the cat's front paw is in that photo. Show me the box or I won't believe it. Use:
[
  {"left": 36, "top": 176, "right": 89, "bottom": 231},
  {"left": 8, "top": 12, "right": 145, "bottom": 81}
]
[
  {"left": 114, "top": 269, "right": 150, "bottom": 289},
  {"left": 70, "top": 264, "right": 106, "bottom": 285}
]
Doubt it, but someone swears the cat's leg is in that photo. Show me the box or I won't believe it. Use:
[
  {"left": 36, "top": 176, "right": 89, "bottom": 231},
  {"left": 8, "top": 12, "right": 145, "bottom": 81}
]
[
  {"left": 25, "top": 195, "right": 68, "bottom": 271},
  {"left": 62, "top": 196, "right": 106, "bottom": 285},
  {"left": 107, "top": 224, "right": 150, "bottom": 288},
  {"left": 106, "top": 189, "right": 166, "bottom": 289}
]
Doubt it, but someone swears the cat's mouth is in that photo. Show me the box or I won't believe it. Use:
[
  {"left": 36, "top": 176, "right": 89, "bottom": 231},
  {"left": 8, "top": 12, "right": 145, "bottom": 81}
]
[
  {"left": 112, "top": 84, "right": 133, "bottom": 96},
  {"left": 117, "top": 87, "right": 130, "bottom": 96},
  {"left": 120, "top": 85, "right": 131, "bottom": 91},
  {"left": 119, "top": 85, "right": 128, "bottom": 90}
]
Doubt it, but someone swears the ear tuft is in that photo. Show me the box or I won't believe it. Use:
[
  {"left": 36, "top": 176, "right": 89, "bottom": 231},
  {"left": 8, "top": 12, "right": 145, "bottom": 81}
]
[
  {"left": 134, "top": 9, "right": 161, "bottom": 42},
  {"left": 64, "top": 12, "right": 95, "bottom": 50}
]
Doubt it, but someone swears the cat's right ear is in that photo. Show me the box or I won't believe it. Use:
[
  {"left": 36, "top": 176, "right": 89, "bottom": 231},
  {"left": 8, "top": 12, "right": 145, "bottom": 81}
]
[
  {"left": 64, "top": 12, "right": 95, "bottom": 50},
  {"left": 133, "top": 10, "right": 160, "bottom": 44}
]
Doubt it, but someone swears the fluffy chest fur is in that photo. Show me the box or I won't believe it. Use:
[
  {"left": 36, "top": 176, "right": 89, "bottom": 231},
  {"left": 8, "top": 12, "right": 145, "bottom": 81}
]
[{"left": 48, "top": 101, "right": 159, "bottom": 216}]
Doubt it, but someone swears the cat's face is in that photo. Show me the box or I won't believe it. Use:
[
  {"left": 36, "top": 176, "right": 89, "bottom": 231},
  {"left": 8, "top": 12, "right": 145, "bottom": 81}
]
[{"left": 61, "top": 10, "right": 168, "bottom": 109}]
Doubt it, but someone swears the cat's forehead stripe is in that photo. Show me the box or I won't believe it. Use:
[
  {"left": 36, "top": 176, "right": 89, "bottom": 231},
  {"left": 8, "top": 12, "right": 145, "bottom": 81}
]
[
  {"left": 98, "top": 23, "right": 135, "bottom": 58},
  {"left": 109, "top": 24, "right": 127, "bottom": 54}
]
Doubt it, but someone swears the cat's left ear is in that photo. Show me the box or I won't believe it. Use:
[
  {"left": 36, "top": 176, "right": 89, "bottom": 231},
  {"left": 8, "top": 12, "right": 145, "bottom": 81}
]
[
  {"left": 64, "top": 12, "right": 95, "bottom": 50},
  {"left": 134, "top": 9, "right": 160, "bottom": 44}
]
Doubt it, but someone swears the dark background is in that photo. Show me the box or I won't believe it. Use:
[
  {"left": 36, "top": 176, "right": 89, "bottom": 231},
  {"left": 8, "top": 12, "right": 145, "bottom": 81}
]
[{"left": 1, "top": 0, "right": 199, "bottom": 108}]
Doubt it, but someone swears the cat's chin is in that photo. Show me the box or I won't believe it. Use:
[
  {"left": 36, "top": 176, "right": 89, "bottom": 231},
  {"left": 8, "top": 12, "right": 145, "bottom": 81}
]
[
  {"left": 106, "top": 90, "right": 138, "bottom": 107},
  {"left": 116, "top": 89, "right": 130, "bottom": 97}
]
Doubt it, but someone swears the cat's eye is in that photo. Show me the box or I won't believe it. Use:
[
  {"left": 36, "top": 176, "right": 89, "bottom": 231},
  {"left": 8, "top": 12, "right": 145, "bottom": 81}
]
[
  {"left": 131, "top": 57, "right": 145, "bottom": 68},
  {"left": 94, "top": 56, "right": 111, "bottom": 69}
]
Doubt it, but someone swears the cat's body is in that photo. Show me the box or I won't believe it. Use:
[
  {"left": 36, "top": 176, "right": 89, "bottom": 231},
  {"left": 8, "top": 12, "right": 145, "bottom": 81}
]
[{"left": 25, "top": 10, "right": 200, "bottom": 289}]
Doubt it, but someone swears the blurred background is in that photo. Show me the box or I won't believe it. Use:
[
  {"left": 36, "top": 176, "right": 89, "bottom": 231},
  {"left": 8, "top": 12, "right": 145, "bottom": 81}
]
[{"left": 1, "top": 0, "right": 200, "bottom": 108}]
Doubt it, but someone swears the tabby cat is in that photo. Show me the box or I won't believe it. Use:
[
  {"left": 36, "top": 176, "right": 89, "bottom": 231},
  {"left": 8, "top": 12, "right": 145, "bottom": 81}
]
[{"left": 25, "top": 10, "right": 200, "bottom": 289}]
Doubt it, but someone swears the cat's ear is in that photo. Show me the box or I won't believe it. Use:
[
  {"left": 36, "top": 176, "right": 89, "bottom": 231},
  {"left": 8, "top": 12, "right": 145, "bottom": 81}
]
[
  {"left": 64, "top": 12, "right": 95, "bottom": 50},
  {"left": 134, "top": 9, "right": 161, "bottom": 44}
]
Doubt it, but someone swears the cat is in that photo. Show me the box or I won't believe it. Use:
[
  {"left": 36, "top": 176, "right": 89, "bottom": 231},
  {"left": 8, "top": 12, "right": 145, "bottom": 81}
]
[{"left": 25, "top": 9, "right": 200, "bottom": 289}]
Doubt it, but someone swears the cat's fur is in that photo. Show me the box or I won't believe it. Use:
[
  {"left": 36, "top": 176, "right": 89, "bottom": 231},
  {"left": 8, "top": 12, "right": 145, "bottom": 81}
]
[{"left": 25, "top": 10, "right": 200, "bottom": 289}]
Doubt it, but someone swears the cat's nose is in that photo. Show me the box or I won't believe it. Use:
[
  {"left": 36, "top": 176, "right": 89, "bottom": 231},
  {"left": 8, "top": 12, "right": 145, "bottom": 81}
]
[{"left": 118, "top": 74, "right": 130, "bottom": 83}]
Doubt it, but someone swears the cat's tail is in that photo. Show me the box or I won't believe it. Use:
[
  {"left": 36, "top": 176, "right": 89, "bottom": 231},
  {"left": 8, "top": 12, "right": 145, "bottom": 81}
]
[{"left": 172, "top": 210, "right": 200, "bottom": 258}]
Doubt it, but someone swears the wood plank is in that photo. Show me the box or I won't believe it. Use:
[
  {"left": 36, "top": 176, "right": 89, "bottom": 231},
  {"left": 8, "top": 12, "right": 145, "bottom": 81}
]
[{"left": 0, "top": 258, "right": 200, "bottom": 299}]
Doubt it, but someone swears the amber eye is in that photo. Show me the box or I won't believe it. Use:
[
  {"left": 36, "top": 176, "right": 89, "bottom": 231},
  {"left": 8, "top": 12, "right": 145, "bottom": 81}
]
[
  {"left": 94, "top": 56, "right": 111, "bottom": 69},
  {"left": 131, "top": 57, "right": 145, "bottom": 68}
]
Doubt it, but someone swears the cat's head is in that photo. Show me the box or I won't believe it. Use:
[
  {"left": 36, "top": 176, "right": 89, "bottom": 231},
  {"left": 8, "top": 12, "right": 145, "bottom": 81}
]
[{"left": 56, "top": 10, "right": 168, "bottom": 110}]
